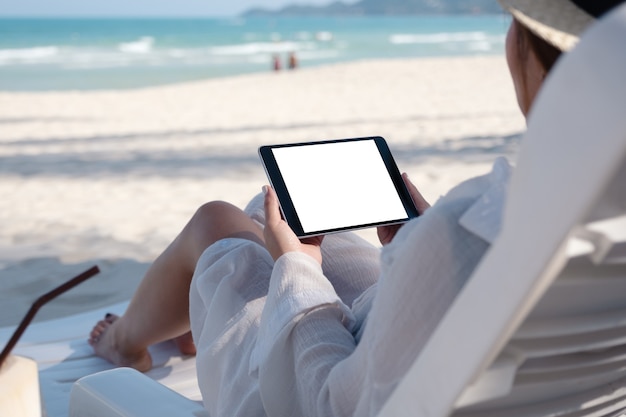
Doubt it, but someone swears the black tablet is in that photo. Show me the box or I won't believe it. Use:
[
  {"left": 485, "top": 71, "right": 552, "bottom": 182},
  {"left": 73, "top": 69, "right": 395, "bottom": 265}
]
[{"left": 259, "top": 136, "right": 419, "bottom": 237}]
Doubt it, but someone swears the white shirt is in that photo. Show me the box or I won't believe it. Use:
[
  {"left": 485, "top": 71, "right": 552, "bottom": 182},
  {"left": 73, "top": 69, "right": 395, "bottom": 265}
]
[{"left": 190, "top": 158, "right": 512, "bottom": 417}]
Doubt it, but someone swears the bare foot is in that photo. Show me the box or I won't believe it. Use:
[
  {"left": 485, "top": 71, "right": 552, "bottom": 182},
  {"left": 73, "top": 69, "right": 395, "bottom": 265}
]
[
  {"left": 89, "top": 314, "right": 152, "bottom": 372},
  {"left": 174, "top": 331, "right": 196, "bottom": 356}
]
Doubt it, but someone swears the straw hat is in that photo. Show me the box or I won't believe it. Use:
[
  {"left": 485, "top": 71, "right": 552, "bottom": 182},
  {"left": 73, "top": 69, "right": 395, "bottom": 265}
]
[{"left": 497, "top": 0, "right": 621, "bottom": 51}]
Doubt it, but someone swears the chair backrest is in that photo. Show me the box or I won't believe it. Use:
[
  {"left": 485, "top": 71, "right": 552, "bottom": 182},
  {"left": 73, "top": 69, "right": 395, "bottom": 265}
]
[{"left": 378, "top": 4, "right": 626, "bottom": 417}]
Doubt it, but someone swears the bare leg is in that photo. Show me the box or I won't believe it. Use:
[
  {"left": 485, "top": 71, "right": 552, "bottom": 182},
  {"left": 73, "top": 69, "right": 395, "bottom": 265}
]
[{"left": 89, "top": 201, "right": 265, "bottom": 371}]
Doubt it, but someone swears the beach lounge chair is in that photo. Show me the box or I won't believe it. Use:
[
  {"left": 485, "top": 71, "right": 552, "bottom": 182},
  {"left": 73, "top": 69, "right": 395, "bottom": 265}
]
[
  {"left": 378, "top": 4, "right": 626, "bottom": 417},
  {"left": 2, "top": 3, "right": 625, "bottom": 417}
]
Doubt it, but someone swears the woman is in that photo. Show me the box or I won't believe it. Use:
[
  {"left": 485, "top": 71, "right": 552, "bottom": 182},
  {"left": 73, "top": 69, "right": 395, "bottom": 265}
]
[{"left": 90, "top": 1, "right": 623, "bottom": 416}]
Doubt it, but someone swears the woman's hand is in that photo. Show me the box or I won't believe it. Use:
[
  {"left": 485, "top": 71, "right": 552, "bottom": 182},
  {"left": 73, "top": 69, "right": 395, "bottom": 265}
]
[
  {"left": 377, "top": 173, "right": 430, "bottom": 246},
  {"left": 263, "top": 185, "right": 324, "bottom": 264}
]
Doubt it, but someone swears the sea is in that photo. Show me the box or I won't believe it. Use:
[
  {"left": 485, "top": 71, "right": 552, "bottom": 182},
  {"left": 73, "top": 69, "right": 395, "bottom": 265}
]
[{"left": 0, "top": 15, "right": 511, "bottom": 91}]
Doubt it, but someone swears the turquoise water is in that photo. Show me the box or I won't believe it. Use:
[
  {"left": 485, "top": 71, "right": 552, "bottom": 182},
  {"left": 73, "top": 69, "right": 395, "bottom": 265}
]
[{"left": 0, "top": 16, "right": 510, "bottom": 90}]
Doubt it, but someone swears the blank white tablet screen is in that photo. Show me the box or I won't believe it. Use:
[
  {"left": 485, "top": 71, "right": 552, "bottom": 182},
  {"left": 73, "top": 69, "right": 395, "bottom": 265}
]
[{"left": 272, "top": 139, "right": 408, "bottom": 233}]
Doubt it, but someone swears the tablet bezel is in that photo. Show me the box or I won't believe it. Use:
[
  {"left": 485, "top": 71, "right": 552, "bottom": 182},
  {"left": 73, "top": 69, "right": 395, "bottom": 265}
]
[{"left": 259, "top": 136, "right": 419, "bottom": 237}]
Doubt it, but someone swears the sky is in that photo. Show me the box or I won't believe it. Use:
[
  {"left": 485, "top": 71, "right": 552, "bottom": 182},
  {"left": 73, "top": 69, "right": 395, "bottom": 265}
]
[{"left": 0, "top": 0, "right": 344, "bottom": 17}]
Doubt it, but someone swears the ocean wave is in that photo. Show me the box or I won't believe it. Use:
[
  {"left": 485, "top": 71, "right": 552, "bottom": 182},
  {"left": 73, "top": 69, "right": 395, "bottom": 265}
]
[
  {"left": 0, "top": 38, "right": 270, "bottom": 71},
  {"left": 0, "top": 46, "right": 59, "bottom": 63},
  {"left": 118, "top": 36, "right": 154, "bottom": 54},
  {"left": 0, "top": 41, "right": 332, "bottom": 70},
  {"left": 210, "top": 41, "right": 316, "bottom": 56},
  {"left": 0, "top": 32, "right": 502, "bottom": 73},
  {"left": 0, "top": 45, "right": 170, "bottom": 69},
  {"left": 389, "top": 31, "right": 495, "bottom": 45}
]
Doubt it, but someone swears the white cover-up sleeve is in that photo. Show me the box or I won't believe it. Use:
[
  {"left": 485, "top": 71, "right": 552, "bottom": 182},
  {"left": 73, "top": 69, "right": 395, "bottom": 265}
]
[{"left": 254, "top": 159, "right": 510, "bottom": 417}]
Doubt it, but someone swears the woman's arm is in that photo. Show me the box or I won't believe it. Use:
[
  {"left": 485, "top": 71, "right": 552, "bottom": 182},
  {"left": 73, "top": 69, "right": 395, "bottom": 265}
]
[
  {"left": 257, "top": 185, "right": 364, "bottom": 416},
  {"left": 257, "top": 178, "right": 493, "bottom": 417},
  {"left": 255, "top": 251, "right": 360, "bottom": 417},
  {"left": 262, "top": 185, "right": 324, "bottom": 264}
]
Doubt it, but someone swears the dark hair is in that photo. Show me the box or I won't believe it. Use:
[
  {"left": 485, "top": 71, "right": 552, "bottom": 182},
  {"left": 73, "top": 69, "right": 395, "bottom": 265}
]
[
  {"left": 514, "top": 19, "right": 562, "bottom": 73},
  {"left": 512, "top": 18, "right": 563, "bottom": 114},
  {"left": 573, "top": 0, "right": 623, "bottom": 18}
]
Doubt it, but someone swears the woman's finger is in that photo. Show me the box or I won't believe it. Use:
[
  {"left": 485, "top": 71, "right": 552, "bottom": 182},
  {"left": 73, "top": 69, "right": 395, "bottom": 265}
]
[
  {"left": 402, "top": 173, "right": 430, "bottom": 214},
  {"left": 263, "top": 185, "right": 281, "bottom": 226}
]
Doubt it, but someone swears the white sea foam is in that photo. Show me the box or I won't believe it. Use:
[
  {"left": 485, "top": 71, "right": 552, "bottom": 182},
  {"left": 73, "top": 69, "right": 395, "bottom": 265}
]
[
  {"left": 210, "top": 41, "right": 316, "bottom": 56},
  {"left": 0, "top": 46, "right": 59, "bottom": 64},
  {"left": 118, "top": 37, "right": 154, "bottom": 54},
  {"left": 0, "top": 41, "right": 340, "bottom": 70}
]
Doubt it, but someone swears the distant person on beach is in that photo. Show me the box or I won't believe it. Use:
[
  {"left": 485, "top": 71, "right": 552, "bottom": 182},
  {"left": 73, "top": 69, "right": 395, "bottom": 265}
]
[
  {"left": 89, "top": 1, "right": 624, "bottom": 416},
  {"left": 272, "top": 54, "right": 281, "bottom": 72},
  {"left": 288, "top": 51, "right": 298, "bottom": 70}
]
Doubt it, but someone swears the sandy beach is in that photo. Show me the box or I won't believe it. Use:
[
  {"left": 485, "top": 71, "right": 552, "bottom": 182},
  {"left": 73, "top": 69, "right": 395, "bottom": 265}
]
[{"left": 0, "top": 55, "right": 525, "bottom": 328}]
